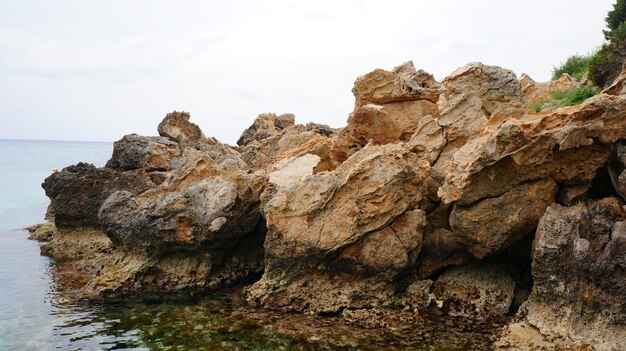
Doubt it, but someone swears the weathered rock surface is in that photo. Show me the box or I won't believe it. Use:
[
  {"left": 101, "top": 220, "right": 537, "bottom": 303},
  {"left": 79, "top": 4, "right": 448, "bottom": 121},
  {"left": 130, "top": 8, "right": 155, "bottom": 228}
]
[
  {"left": 449, "top": 178, "right": 557, "bottom": 259},
  {"left": 106, "top": 134, "right": 180, "bottom": 172},
  {"left": 99, "top": 148, "right": 264, "bottom": 253},
  {"left": 331, "top": 61, "right": 441, "bottom": 164},
  {"left": 36, "top": 60, "right": 626, "bottom": 350},
  {"left": 495, "top": 198, "right": 626, "bottom": 350},
  {"left": 432, "top": 262, "right": 515, "bottom": 320},
  {"left": 237, "top": 113, "right": 296, "bottom": 146},
  {"left": 157, "top": 111, "right": 204, "bottom": 148},
  {"left": 520, "top": 73, "right": 582, "bottom": 109},
  {"left": 42, "top": 162, "right": 154, "bottom": 227},
  {"left": 247, "top": 144, "right": 431, "bottom": 312}
]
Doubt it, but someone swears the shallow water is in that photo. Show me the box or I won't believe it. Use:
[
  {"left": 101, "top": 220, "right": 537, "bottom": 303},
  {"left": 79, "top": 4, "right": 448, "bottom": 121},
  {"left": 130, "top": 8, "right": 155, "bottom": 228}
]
[{"left": 0, "top": 139, "right": 496, "bottom": 350}]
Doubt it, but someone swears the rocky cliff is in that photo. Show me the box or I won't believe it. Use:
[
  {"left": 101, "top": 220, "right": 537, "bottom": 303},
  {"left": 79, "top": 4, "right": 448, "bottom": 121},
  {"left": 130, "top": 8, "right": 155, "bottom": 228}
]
[{"left": 33, "top": 61, "right": 626, "bottom": 350}]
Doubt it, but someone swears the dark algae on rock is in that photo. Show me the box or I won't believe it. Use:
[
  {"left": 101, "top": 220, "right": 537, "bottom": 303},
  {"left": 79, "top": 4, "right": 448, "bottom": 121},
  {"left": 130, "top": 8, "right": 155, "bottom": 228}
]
[{"left": 32, "top": 60, "right": 626, "bottom": 350}]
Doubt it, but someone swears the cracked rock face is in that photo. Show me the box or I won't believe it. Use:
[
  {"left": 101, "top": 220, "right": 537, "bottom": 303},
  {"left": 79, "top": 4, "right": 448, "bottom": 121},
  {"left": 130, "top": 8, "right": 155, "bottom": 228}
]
[
  {"left": 495, "top": 198, "right": 626, "bottom": 350},
  {"left": 38, "top": 61, "right": 626, "bottom": 349}
]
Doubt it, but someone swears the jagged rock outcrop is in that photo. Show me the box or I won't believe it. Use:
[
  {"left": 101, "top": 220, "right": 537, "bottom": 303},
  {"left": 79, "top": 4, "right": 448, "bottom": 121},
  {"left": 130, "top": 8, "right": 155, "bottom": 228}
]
[
  {"left": 42, "top": 163, "right": 154, "bottom": 227},
  {"left": 330, "top": 61, "right": 442, "bottom": 164},
  {"left": 247, "top": 144, "right": 430, "bottom": 313},
  {"left": 520, "top": 73, "right": 582, "bottom": 108},
  {"left": 157, "top": 111, "right": 204, "bottom": 148},
  {"left": 106, "top": 134, "right": 180, "bottom": 172},
  {"left": 237, "top": 113, "right": 296, "bottom": 146},
  {"left": 495, "top": 198, "right": 626, "bottom": 350},
  {"left": 36, "top": 60, "right": 626, "bottom": 350}
]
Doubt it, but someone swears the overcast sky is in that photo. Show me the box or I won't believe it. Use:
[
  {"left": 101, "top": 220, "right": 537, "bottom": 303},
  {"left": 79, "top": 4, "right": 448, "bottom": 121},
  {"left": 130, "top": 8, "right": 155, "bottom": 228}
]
[{"left": 0, "top": 0, "right": 617, "bottom": 144}]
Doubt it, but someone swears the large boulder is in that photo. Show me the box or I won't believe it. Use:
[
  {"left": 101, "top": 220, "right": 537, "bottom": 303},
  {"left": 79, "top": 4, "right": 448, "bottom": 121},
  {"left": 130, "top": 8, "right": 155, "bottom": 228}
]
[
  {"left": 441, "top": 62, "right": 525, "bottom": 115},
  {"left": 437, "top": 93, "right": 626, "bottom": 205},
  {"left": 449, "top": 178, "right": 557, "bottom": 259},
  {"left": 495, "top": 198, "right": 626, "bottom": 350},
  {"left": 99, "top": 148, "right": 264, "bottom": 254},
  {"left": 42, "top": 162, "right": 154, "bottom": 227},
  {"left": 247, "top": 143, "right": 431, "bottom": 313},
  {"left": 331, "top": 62, "right": 441, "bottom": 165},
  {"left": 157, "top": 111, "right": 205, "bottom": 148},
  {"left": 105, "top": 134, "right": 180, "bottom": 172},
  {"left": 237, "top": 113, "right": 296, "bottom": 146}
]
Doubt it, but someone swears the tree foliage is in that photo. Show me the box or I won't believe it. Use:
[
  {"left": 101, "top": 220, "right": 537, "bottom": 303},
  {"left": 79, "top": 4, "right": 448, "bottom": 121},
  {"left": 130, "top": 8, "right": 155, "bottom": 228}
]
[
  {"left": 552, "top": 54, "right": 591, "bottom": 81},
  {"left": 589, "top": 0, "right": 626, "bottom": 87}
]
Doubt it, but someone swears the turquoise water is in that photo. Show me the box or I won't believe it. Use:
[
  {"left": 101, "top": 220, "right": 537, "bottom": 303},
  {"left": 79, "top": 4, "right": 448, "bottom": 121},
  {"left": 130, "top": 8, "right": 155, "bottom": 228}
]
[
  {"left": 0, "top": 139, "right": 495, "bottom": 351},
  {"left": 0, "top": 139, "right": 112, "bottom": 350}
]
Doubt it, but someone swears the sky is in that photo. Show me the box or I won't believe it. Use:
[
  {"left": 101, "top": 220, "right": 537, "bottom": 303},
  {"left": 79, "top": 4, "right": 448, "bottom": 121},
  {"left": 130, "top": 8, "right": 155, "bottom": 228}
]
[{"left": 0, "top": 0, "right": 617, "bottom": 144}]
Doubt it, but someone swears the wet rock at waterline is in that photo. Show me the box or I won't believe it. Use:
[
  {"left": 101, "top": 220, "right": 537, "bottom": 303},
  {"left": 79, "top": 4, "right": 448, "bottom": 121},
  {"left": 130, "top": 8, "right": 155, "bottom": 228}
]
[{"left": 33, "top": 60, "right": 626, "bottom": 350}]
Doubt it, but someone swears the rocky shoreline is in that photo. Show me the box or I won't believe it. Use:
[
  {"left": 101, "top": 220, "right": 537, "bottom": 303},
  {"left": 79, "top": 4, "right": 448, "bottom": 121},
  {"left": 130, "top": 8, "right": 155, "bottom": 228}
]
[{"left": 31, "top": 61, "right": 626, "bottom": 350}]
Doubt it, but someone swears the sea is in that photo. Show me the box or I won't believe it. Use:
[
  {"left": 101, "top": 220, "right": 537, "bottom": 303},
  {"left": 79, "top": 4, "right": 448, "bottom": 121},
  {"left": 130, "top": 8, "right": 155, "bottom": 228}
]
[{"left": 0, "top": 139, "right": 495, "bottom": 351}]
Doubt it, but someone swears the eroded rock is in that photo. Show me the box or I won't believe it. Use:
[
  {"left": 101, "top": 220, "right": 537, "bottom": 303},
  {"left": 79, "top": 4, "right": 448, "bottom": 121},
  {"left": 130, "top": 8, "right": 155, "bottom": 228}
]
[
  {"left": 496, "top": 198, "right": 626, "bottom": 350},
  {"left": 432, "top": 262, "right": 515, "bottom": 320}
]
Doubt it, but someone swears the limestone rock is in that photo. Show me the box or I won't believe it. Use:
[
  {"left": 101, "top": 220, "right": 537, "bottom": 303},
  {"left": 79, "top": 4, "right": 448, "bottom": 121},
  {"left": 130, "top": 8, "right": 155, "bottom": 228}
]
[
  {"left": 237, "top": 113, "right": 296, "bottom": 146},
  {"left": 158, "top": 111, "right": 204, "bottom": 147},
  {"left": 331, "top": 101, "right": 439, "bottom": 164},
  {"left": 352, "top": 61, "right": 443, "bottom": 106},
  {"left": 442, "top": 63, "right": 525, "bottom": 115},
  {"left": 99, "top": 148, "right": 264, "bottom": 254},
  {"left": 26, "top": 222, "right": 57, "bottom": 241},
  {"left": 416, "top": 228, "right": 471, "bottom": 278},
  {"left": 332, "top": 63, "right": 442, "bottom": 165},
  {"left": 521, "top": 73, "right": 581, "bottom": 108},
  {"left": 401, "top": 279, "right": 433, "bottom": 308},
  {"left": 268, "top": 153, "right": 320, "bottom": 188},
  {"left": 106, "top": 134, "right": 180, "bottom": 171},
  {"left": 247, "top": 144, "right": 431, "bottom": 312},
  {"left": 432, "top": 262, "right": 515, "bottom": 320},
  {"left": 263, "top": 144, "right": 430, "bottom": 258},
  {"left": 438, "top": 93, "right": 626, "bottom": 205},
  {"left": 496, "top": 198, "right": 626, "bottom": 350},
  {"left": 449, "top": 178, "right": 557, "bottom": 259},
  {"left": 239, "top": 122, "right": 336, "bottom": 173},
  {"left": 42, "top": 162, "right": 154, "bottom": 227}
]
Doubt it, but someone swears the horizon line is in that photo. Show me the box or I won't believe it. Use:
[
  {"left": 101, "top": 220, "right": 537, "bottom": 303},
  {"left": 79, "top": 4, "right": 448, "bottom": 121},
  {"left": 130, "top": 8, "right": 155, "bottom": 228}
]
[{"left": 0, "top": 137, "right": 113, "bottom": 144}]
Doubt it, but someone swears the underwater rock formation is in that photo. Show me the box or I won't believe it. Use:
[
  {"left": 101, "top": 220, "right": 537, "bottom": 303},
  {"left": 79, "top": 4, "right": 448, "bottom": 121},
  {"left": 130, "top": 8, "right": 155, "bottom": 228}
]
[{"left": 35, "top": 60, "right": 626, "bottom": 350}]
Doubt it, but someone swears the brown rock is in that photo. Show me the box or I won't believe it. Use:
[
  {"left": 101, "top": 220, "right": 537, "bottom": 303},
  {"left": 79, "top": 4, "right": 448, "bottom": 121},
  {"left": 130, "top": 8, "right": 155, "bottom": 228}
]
[
  {"left": 442, "top": 62, "right": 525, "bottom": 115},
  {"left": 496, "top": 198, "right": 626, "bottom": 350},
  {"left": 106, "top": 134, "right": 180, "bottom": 171},
  {"left": 157, "top": 111, "right": 205, "bottom": 147},
  {"left": 438, "top": 94, "right": 626, "bottom": 205},
  {"left": 247, "top": 144, "right": 431, "bottom": 312},
  {"left": 42, "top": 162, "right": 154, "bottom": 228},
  {"left": 449, "top": 178, "right": 557, "bottom": 259},
  {"left": 432, "top": 262, "right": 515, "bottom": 320},
  {"left": 237, "top": 113, "right": 296, "bottom": 146},
  {"left": 521, "top": 73, "right": 581, "bottom": 108},
  {"left": 352, "top": 61, "right": 443, "bottom": 106}
]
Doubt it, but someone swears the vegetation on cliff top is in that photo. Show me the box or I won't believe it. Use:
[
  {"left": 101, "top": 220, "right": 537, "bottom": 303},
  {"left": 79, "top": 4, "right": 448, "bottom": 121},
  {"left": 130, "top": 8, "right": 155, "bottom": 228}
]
[{"left": 553, "top": 0, "right": 626, "bottom": 87}]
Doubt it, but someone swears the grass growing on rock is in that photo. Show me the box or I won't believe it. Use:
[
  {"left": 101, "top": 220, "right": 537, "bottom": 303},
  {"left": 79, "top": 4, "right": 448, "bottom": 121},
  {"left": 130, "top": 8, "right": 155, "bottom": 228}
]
[{"left": 531, "top": 86, "right": 600, "bottom": 112}]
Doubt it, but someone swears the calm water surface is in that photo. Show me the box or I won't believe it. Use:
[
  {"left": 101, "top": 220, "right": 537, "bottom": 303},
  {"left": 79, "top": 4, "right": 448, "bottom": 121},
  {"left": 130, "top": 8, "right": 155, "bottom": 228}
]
[{"left": 0, "top": 139, "right": 495, "bottom": 351}]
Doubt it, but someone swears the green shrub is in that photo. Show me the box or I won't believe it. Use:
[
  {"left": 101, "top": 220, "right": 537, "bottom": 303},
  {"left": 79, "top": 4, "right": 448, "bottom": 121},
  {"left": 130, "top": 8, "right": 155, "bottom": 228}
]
[
  {"left": 552, "top": 54, "right": 591, "bottom": 81},
  {"left": 531, "top": 87, "right": 600, "bottom": 113},
  {"left": 605, "top": 0, "right": 626, "bottom": 39},
  {"left": 589, "top": 0, "right": 626, "bottom": 87},
  {"left": 552, "top": 86, "right": 600, "bottom": 107}
]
